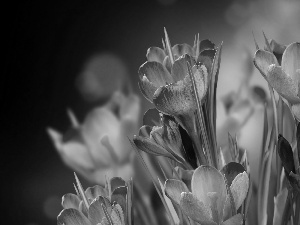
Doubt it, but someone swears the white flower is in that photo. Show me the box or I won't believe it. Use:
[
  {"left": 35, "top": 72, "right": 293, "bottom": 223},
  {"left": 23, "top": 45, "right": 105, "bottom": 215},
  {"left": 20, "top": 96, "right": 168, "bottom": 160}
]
[{"left": 47, "top": 92, "right": 140, "bottom": 184}]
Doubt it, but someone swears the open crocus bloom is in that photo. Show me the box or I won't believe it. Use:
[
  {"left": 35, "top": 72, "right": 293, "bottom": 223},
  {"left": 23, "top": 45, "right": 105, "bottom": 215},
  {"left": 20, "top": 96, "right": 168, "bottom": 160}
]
[
  {"left": 165, "top": 165, "right": 249, "bottom": 225},
  {"left": 254, "top": 42, "right": 300, "bottom": 120},
  {"left": 47, "top": 92, "right": 140, "bottom": 184},
  {"left": 58, "top": 176, "right": 129, "bottom": 225}
]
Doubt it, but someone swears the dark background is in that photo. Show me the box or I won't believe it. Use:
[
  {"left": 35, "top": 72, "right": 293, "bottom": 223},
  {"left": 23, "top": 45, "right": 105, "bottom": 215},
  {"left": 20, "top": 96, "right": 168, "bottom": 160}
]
[{"left": 4, "top": 0, "right": 293, "bottom": 224}]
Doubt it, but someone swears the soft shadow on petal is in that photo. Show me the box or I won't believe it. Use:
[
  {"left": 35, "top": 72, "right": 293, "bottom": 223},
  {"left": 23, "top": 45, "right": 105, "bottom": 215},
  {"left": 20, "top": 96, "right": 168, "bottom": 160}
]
[
  {"left": 139, "top": 79, "right": 158, "bottom": 102},
  {"left": 110, "top": 177, "right": 126, "bottom": 193},
  {"left": 146, "top": 47, "right": 166, "bottom": 63},
  {"left": 85, "top": 185, "right": 108, "bottom": 202},
  {"left": 165, "top": 179, "right": 189, "bottom": 205},
  {"left": 180, "top": 192, "right": 215, "bottom": 225},
  {"left": 277, "top": 135, "right": 295, "bottom": 175},
  {"left": 230, "top": 172, "right": 249, "bottom": 210},
  {"left": 267, "top": 64, "right": 300, "bottom": 104},
  {"left": 58, "top": 208, "right": 91, "bottom": 225},
  {"left": 269, "top": 39, "right": 286, "bottom": 55},
  {"left": 221, "top": 213, "right": 243, "bottom": 225},
  {"left": 139, "top": 125, "right": 152, "bottom": 138},
  {"left": 281, "top": 42, "right": 300, "bottom": 82},
  {"left": 62, "top": 193, "right": 81, "bottom": 210},
  {"left": 191, "top": 166, "right": 227, "bottom": 220},
  {"left": 254, "top": 49, "right": 278, "bottom": 78}
]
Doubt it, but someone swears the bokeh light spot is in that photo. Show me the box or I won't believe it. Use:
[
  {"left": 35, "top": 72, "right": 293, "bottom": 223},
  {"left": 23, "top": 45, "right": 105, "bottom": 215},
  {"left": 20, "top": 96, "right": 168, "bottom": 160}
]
[{"left": 76, "top": 53, "right": 128, "bottom": 102}]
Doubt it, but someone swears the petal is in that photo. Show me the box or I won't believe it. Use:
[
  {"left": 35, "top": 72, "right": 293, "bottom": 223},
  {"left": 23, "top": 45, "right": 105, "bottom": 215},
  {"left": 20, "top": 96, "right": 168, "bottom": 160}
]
[
  {"left": 171, "top": 54, "right": 194, "bottom": 83},
  {"left": 62, "top": 193, "right": 81, "bottom": 210},
  {"left": 138, "top": 61, "right": 173, "bottom": 87},
  {"left": 267, "top": 64, "right": 300, "bottom": 104},
  {"left": 199, "top": 39, "right": 215, "bottom": 52},
  {"left": 146, "top": 47, "right": 166, "bottom": 63},
  {"left": 111, "top": 204, "right": 124, "bottom": 225},
  {"left": 85, "top": 185, "right": 108, "bottom": 202},
  {"left": 138, "top": 125, "right": 152, "bottom": 138},
  {"left": 292, "top": 104, "right": 300, "bottom": 121},
  {"left": 119, "top": 94, "right": 140, "bottom": 129},
  {"left": 277, "top": 135, "right": 296, "bottom": 175},
  {"left": 133, "top": 135, "right": 180, "bottom": 162},
  {"left": 110, "top": 177, "right": 126, "bottom": 193},
  {"left": 221, "top": 213, "right": 243, "bottom": 225},
  {"left": 220, "top": 162, "right": 246, "bottom": 187},
  {"left": 273, "top": 188, "right": 288, "bottom": 225},
  {"left": 172, "top": 44, "right": 194, "bottom": 58},
  {"left": 230, "top": 172, "right": 249, "bottom": 210},
  {"left": 138, "top": 61, "right": 173, "bottom": 101},
  {"left": 180, "top": 192, "right": 216, "bottom": 225},
  {"left": 81, "top": 107, "right": 120, "bottom": 165},
  {"left": 281, "top": 42, "right": 300, "bottom": 82},
  {"left": 111, "top": 186, "right": 127, "bottom": 214},
  {"left": 164, "top": 179, "right": 189, "bottom": 205},
  {"left": 254, "top": 49, "right": 278, "bottom": 78},
  {"left": 88, "top": 196, "right": 111, "bottom": 225},
  {"left": 197, "top": 49, "right": 216, "bottom": 76},
  {"left": 269, "top": 39, "right": 286, "bottom": 55},
  {"left": 142, "top": 108, "right": 161, "bottom": 127},
  {"left": 153, "top": 76, "right": 195, "bottom": 117},
  {"left": 58, "top": 208, "right": 91, "bottom": 225},
  {"left": 191, "top": 166, "right": 227, "bottom": 220}
]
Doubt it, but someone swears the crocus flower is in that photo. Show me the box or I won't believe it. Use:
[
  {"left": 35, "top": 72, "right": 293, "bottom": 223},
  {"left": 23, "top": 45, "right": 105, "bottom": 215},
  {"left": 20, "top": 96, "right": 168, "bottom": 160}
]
[
  {"left": 164, "top": 165, "right": 249, "bottom": 225},
  {"left": 47, "top": 92, "right": 140, "bottom": 184},
  {"left": 254, "top": 41, "right": 300, "bottom": 120},
  {"left": 58, "top": 175, "right": 132, "bottom": 225}
]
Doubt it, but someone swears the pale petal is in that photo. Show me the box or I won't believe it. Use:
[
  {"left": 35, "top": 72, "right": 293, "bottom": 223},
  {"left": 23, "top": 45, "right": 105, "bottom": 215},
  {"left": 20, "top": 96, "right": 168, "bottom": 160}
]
[
  {"left": 85, "top": 185, "right": 108, "bottom": 202},
  {"left": 62, "top": 193, "right": 81, "bottom": 210},
  {"left": 281, "top": 42, "right": 300, "bottom": 82},
  {"left": 180, "top": 192, "right": 215, "bottom": 225},
  {"left": 171, "top": 54, "right": 194, "bottom": 83},
  {"left": 138, "top": 61, "right": 173, "bottom": 87},
  {"left": 139, "top": 79, "right": 158, "bottom": 103},
  {"left": 81, "top": 107, "right": 121, "bottom": 165},
  {"left": 165, "top": 179, "right": 189, "bottom": 205},
  {"left": 273, "top": 188, "right": 288, "bottom": 225},
  {"left": 58, "top": 208, "right": 91, "bottom": 225},
  {"left": 138, "top": 125, "right": 152, "bottom": 138},
  {"left": 191, "top": 166, "right": 227, "bottom": 221},
  {"left": 172, "top": 44, "right": 194, "bottom": 58},
  {"left": 254, "top": 49, "right": 278, "bottom": 78},
  {"left": 146, "top": 47, "right": 166, "bottom": 63},
  {"left": 267, "top": 64, "right": 300, "bottom": 104},
  {"left": 221, "top": 213, "right": 243, "bottom": 225},
  {"left": 230, "top": 172, "right": 249, "bottom": 210},
  {"left": 292, "top": 104, "right": 300, "bottom": 121}
]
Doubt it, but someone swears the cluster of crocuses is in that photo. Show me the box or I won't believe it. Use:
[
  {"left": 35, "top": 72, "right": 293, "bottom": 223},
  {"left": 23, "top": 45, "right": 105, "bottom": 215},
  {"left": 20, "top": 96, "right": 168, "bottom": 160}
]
[
  {"left": 57, "top": 173, "right": 133, "bottom": 225},
  {"left": 131, "top": 29, "right": 251, "bottom": 225},
  {"left": 252, "top": 34, "right": 299, "bottom": 225}
]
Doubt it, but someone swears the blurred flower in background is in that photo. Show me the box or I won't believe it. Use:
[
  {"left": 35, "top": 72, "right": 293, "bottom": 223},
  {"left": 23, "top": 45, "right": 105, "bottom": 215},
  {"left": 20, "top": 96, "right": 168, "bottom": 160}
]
[
  {"left": 76, "top": 53, "right": 129, "bottom": 102},
  {"left": 47, "top": 91, "right": 140, "bottom": 185}
]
